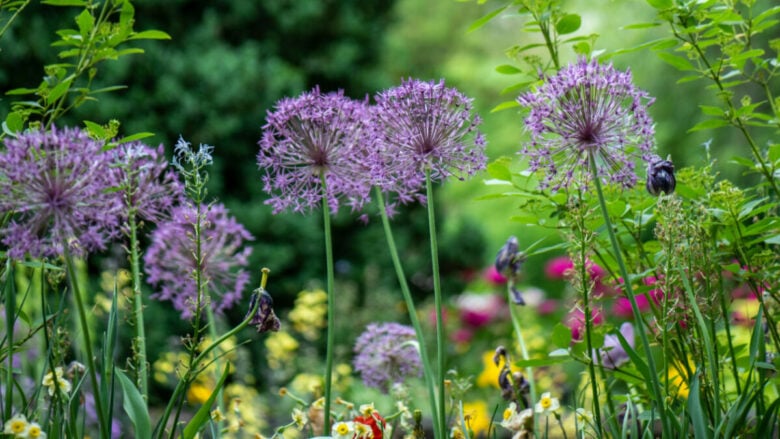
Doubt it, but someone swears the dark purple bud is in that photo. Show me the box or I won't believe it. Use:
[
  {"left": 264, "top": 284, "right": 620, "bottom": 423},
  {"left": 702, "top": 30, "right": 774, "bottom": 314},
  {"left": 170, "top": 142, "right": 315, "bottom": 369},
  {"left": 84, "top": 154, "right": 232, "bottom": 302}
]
[
  {"left": 495, "top": 236, "right": 525, "bottom": 276},
  {"left": 509, "top": 286, "right": 526, "bottom": 306},
  {"left": 493, "top": 345, "right": 509, "bottom": 367},
  {"left": 646, "top": 159, "right": 676, "bottom": 196},
  {"left": 246, "top": 288, "right": 281, "bottom": 333}
]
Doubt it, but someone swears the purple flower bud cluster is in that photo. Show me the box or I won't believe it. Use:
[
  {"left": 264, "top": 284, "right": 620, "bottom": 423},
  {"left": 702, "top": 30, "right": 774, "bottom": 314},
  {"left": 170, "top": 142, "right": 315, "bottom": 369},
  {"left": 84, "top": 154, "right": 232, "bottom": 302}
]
[
  {"left": 257, "top": 80, "right": 487, "bottom": 215},
  {"left": 143, "top": 203, "right": 254, "bottom": 318},
  {"left": 353, "top": 322, "right": 423, "bottom": 393},
  {"left": 517, "top": 58, "right": 657, "bottom": 192}
]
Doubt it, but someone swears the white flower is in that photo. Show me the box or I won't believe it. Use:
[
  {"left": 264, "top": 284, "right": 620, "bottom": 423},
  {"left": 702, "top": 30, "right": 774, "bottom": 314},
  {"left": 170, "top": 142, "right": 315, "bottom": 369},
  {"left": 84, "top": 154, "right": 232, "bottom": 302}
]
[
  {"left": 19, "top": 421, "right": 46, "bottom": 439},
  {"left": 576, "top": 407, "right": 594, "bottom": 427},
  {"left": 535, "top": 392, "right": 560, "bottom": 415},
  {"left": 332, "top": 421, "right": 356, "bottom": 439},
  {"left": 355, "top": 422, "right": 374, "bottom": 438},
  {"left": 3, "top": 414, "right": 28, "bottom": 435},
  {"left": 291, "top": 407, "right": 307, "bottom": 430},
  {"left": 42, "top": 367, "right": 71, "bottom": 397}
]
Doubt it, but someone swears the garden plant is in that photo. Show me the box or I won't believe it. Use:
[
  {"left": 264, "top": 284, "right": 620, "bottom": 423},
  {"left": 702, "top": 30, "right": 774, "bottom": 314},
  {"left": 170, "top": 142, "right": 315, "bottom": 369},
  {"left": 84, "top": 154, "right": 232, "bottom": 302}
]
[{"left": 1, "top": 0, "right": 780, "bottom": 438}]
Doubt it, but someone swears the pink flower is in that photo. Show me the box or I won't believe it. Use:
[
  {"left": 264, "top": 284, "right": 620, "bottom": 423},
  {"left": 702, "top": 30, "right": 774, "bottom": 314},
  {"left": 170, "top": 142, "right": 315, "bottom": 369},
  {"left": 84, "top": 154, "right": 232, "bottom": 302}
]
[
  {"left": 545, "top": 256, "right": 573, "bottom": 279},
  {"left": 538, "top": 299, "right": 559, "bottom": 316},
  {"left": 456, "top": 293, "right": 506, "bottom": 328},
  {"left": 566, "top": 307, "right": 604, "bottom": 341},
  {"left": 484, "top": 265, "right": 508, "bottom": 285}
]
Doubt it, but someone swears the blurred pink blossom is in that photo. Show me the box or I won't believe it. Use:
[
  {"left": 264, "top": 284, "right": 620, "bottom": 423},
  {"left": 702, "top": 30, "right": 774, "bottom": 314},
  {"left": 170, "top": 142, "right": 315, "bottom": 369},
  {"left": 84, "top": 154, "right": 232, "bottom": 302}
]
[
  {"left": 484, "top": 265, "right": 508, "bottom": 285},
  {"left": 566, "top": 307, "right": 604, "bottom": 341}
]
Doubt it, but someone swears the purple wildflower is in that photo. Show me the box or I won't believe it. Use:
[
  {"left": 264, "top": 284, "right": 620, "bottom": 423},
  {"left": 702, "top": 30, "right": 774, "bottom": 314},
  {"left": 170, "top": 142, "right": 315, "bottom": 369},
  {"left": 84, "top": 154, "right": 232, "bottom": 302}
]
[
  {"left": 517, "top": 58, "right": 657, "bottom": 192},
  {"left": 353, "top": 322, "right": 422, "bottom": 393},
  {"left": 593, "top": 322, "right": 635, "bottom": 369},
  {"left": 257, "top": 87, "right": 373, "bottom": 214},
  {"left": 372, "top": 79, "right": 487, "bottom": 192},
  {"left": 143, "top": 203, "right": 253, "bottom": 318},
  {"left": 109, "top": 141, "right": 183, "bottom": 225},
  {"left": 0, "top": 126, "right": 121, "bottom": 259}
]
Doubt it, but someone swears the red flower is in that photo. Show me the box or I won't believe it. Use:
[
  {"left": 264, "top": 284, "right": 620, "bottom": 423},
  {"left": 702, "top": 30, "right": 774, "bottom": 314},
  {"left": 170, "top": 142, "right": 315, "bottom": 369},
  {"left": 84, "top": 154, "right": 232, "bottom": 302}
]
[{"left": 354, "top": 411, "right": 386, "bottom": 439}]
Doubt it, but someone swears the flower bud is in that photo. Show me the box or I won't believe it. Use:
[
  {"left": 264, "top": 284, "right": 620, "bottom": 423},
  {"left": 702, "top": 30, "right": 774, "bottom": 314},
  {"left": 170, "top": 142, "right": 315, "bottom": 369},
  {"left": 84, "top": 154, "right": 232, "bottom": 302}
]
[
  {"left": 246, "top": 288, "right": 281, "bottom": 333},
  {"left": 495, "top": 236, "right": 526, "bottom": 277},
  {"left": 646, "top": 159, "right": 676, "bottom": 196}
]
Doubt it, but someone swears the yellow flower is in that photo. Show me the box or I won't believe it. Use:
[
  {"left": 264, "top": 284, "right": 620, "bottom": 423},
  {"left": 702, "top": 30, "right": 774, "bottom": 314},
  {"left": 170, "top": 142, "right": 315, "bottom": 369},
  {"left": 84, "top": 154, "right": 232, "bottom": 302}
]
[
  {"left": 289, "top": 373, "right": 323, "bottom": 397},
  {"left": 42, "top": 367, "right": 71, "bottom": 396},
  {"left": 291, "top": 408, "right": 307, "bottom": 430},
  {"left": 332, "top": 421, "right": 355, "bottom": 439},
  {"left": 289, "top": 290, "right": 328, "bottom": 340},
  {"left": 667, "top": 361, "right": 692, "bottom": 399},
  {"left": 3, "top": 414, "right": 28, "bottom": 435},
  {"left": 265, "top": 331, "right": 299, "bottom": 369},
  {"left": 476, "top": 350, "right": 519, "bottom": 388},
  {"left": 461, "top": 400, "right": 491, "bottom": 436},
  {"left": 187, "top": 382, "right": 214, "bottom": 405}
]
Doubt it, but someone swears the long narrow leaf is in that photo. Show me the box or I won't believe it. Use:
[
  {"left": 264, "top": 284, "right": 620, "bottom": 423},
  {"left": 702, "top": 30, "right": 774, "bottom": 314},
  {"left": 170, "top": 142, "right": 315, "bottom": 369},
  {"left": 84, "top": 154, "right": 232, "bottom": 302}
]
[
  {"left": 117, "top": 369, "right": 152, "bottom": 439},
  {"left": 182, "top": 365, "right": 231, "bottom": 439}
]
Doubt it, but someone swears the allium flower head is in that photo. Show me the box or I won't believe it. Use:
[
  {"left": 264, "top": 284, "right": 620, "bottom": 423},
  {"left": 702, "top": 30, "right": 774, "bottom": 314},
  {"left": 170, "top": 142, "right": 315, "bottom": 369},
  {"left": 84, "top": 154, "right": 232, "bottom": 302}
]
[
  {"left": 518, "top": 58, "right": 657, "bottom": 192},
  {"left": 0, "top": 126, "right": 121, "bottom": 259},
  {"left": 257, "top": 87, "right": 373, "bottom": 214},
  {"left": 143, "top": 203, "right": 253, "bottom": 318},
  {"left": 372, "top": 78, "right": 487, "bottom": 189},
  {"left": 353, "top": 322, "right": 422, "bottom": 393},
  {"left": 109, "top": 141, "right": 183, "bottom": 224}
]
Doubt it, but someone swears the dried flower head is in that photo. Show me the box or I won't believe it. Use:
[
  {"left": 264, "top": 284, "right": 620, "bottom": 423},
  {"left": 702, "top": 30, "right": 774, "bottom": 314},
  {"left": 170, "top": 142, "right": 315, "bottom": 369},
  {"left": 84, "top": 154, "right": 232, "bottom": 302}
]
[
  {"left": 372, "top": 78, "right": 487, "bottom": 189},
  {"left": 109, "top": 141, "right": 183, "bottom": 224},
  {"left": 246, "top": 287, "right": 281, "bottom": 333},
  {"left": 0, "top": 126, "right": 121, "bottom": 259},
  {"left": 143, "top": 203, "right": 253, "bottom": 318},
  {"left": 518, "top": 58, "right": 656, "bottom": 192},
  {"left": 646, "top": 158, "right": 676, "bottom": 196},
  {"left": 353, "top": 322, "right": 422, "bottom": 393},
  {"left": 257, "top": 87, "right": 373, "bottom": 214}
]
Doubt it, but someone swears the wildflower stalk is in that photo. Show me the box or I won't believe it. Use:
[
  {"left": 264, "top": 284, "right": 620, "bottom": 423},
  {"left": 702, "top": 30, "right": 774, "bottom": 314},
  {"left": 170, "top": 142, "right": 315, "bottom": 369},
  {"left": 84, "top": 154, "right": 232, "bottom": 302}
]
[
  {"left": 425, "top": 170, "right": 446, "bottom": 435},
  {"left": 507, "top": 305, "right": 537, "bottom": 405},
  {"left": 588, "top": 153, "right": 668, "bottom": 436},
  {"left": 205, "top": 304, "right": 225, "bottom": 438},
  {"left": 321, "top": 173, "right": 336, "bottom": 435},
  {"left": 63, "top": 244, "right": 110, "bottom": 439},
  {"left": 128, "top": 211, "right": 149, "bottom": 401},
  {"left": 375, "top": 187, "right": 442, "bottom": 439},
  {"left": 3, "top": 259, "right": 15, "bottom": 422}
]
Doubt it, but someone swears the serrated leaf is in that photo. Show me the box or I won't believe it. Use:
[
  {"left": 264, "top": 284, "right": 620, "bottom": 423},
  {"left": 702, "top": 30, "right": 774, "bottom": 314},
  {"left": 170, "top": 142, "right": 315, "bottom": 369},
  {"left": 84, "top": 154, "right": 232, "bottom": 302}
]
[
  {"left": 495, "top": 64, "right": 522, "bottom": 74},
  {"left": 467, "top": 4, "right": 508, "bottom": 33},
  {"left": 75, "top": 9, "right": 94, "bottom": 38},
  {"left": 657, "top": 52, "right": 697, "bottom": 71},
  {"left": 129, "top": 30, "right": 171, "bottom": 40},
  {"left": 555, "top": 14, "right": 581, "bottom": 35},
  {"left": 491, "top": 100, "right": 520, "bottom": 113}
]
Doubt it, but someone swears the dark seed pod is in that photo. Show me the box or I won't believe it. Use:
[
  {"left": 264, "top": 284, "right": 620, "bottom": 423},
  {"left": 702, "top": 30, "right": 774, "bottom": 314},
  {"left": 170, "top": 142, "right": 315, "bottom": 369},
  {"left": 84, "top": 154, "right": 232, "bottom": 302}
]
[{"left": 646, "top": 159, "right": 676, "bottom": 196}]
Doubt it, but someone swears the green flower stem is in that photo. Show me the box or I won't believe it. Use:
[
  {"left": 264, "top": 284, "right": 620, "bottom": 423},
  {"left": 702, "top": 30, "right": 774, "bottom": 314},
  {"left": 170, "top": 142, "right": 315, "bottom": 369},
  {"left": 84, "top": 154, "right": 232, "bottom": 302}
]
[
  {"left": 128, "top": 212, "right": 149, "bottom": 401},
  {"left": 588, "top": 155, "right": 669, "bottom": 437},
  {"left": 375, "top": 187, "right": 442, "bottom": 439},
  {"left": 63, "top": 245, "right": 110, "bottom": 439},
  {"left": 507, "top": 305, "right": 538, "bottom": 432},
  {"left": 155, "top": 285, "right": 263, "bottom": 439},
  {"left": 205, "top": 304, "right": 224, "bottom": 438},
  {"left": 320, "top": 174, "right": 335, "bottom": 435},
  {"left": 424, "top": 170, "right": 446, "bottom": 435},
  {"left": 3, "top": 259, "right": 15, "bottom": 422}
]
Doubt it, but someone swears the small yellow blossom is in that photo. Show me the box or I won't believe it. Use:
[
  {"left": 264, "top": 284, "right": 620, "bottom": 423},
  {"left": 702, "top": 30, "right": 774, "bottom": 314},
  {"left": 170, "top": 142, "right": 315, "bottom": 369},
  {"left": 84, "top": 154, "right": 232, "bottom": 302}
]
[
  {"left": 211, "top": 408, "right": 225, "bottom": 422},
  {"left": 332, "top": 421, "right": 355, "bottom": 439},
  {"left": 265, "top": 331, "right": 299, "bottom": 369},
  {"left": 288, "top": 290, "right": 328, "bottom": 340},
  {"left": 576, "top": 408, "right": 593, "bottom": 426},
  {"left": 291, "top": 408, "right": 307, "bottom": 430},
  {"left": 354, "top": 422, "right": 374, "bottom": 439},
  {"left": 461, "top": 400, "right": 491, "bottom": 436},
  {"left": 3, "top": 414, "right": 28, "bottom": 435},
  {"left": 23, "top": 422, "right": 46, "bottom": 439},
  {"left": 476, "top": 351, "right": 519, "bottom": 388},
  {"left": 668, "top": 361, "right": 692, "bottom": 399},
  {"left": 187, "top": 382, "right": 214, "bottom": 405}
]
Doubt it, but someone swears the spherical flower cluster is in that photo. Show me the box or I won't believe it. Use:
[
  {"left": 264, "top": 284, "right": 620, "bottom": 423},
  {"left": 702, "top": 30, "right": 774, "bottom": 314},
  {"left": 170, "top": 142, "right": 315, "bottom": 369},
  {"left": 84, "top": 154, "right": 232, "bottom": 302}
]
[
  {"left": 518, "top": 58, "right": 657, "bottom": 192},
  {"left": 258, "top": 87, "right": 374, "bottom": 214},
  {"left": 143, "top": 203, "right": 253, "bottom": 318},
  {"left": 353, "top": 322, "right": 422, "bottom": 393},
  {"left": 0, "top": 126, "right": 121, "bottom": 259},
  {"left": 109, "top": 141, "right": 183, "bottom": 224},
  {"left": 372, "top": 78, "right": 487, "bottom": 187}
]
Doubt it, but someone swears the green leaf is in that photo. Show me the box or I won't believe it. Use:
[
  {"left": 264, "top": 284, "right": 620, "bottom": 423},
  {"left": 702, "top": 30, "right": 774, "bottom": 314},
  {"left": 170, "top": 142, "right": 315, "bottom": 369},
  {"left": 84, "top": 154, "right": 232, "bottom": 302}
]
[
  {"left": 129, "top": 30, "right": 172, "bottom": 40},
  {"left": 3, "top": 112, "right": 24, "bottom": 134},
  {"left": 83, "top": 120, "right": 106, "bottom": 139},
  {"left": 513, "top": 355, "right": 571, "bottom": 368},
  {"left": 551, "top": 323, "right": 572, "bottom": 348},
  {"left": 656, "top": 52, "right": 696, "bottom": 71},
  {"left": 621, "top": 22, "right": 661, "bottom": 30},
  {"left": 116, "top": 369, "right": 151, "bottom": 439},
  {"left": 41, "top": 0, "right": 87, "bottom": 5},
  {"left": 75, "top": 9, "right": 94, "bottom": 38},
  {"left": 467, "top": 4, "right": 508, "bottom": 33},
  {"left": 490, "top": 100, "right": 520, "bottom": 113},
  {"left": 47, "top": 78, "right": 73, "bottom": 105},
  {"left": 687, "top": 372, "right": 710, "bottom": 439},
  {"left": 765, "top": 234, "right": 780, "bottom": 245},
  {"left": 487, "top": 159, "right": 512, "bottom": 181},
  {"left": 646, "top": 0, "right": 673, "bottom": 9},
  {"left": 182, "top": 365, "right": 231, "bottom": 439},
  {"left": 688, "top": 118, "right": 729, "bottom": 133},
  {"left": 117, "top": 132, "right": 155, "bottom": 143},
  {"left": 555, "top": 14, "right": 581, "bottom": 35},
  {"left": 495, "top": 64, "right": 522, "bottom": 74}
]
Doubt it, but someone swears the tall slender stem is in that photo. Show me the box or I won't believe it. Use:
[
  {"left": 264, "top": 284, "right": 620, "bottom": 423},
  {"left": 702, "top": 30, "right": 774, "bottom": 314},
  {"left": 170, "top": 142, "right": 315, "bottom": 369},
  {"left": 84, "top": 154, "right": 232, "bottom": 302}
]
[
  {"left": 588, "top": 154, "right": 668, "bottom": 436},
  {"left": 3, "top": 259, "right": 15, "bottom": 422},
  {"left": 128, "top": 212, "right": 148, "bottom": 401},
  {"left": 424, "top": 170, "right": 446, "bottom": 434},
  {"left": 375, "top": 187, "right": 442, "bottom": 439},
  {"left": 205, "top": 304, "right": 224, "bottom": 438},
  {"left": 63, "top": 245, "right": 109, "bottom": 438},
  {"left": 320, "top": 174, "right": 335, "bottom": 435}
]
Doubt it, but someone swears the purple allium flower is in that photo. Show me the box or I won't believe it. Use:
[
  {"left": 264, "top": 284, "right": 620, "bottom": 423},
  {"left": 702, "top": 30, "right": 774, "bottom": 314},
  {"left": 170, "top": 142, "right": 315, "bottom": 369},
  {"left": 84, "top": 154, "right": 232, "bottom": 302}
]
[
  {"left": 0, "top": 126, "right": 121, "bottom": 259},
  {"left": 353, "top": 322, "right": 422, "bottom": 393},
  {"left": 372, "top": 79, "right": 487, "bottom": 190},
  {"left": 517, "top": 58, "right": 657, "bottom": 192},
  {"left": 143, "top": 203, "right": 253, "bottom": 318},
  {"left": 257, "top": 87, "right": 373, "bottom": 214},
  {"left": 109, "top": 141, "right": 183, "bottom": 225}
]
